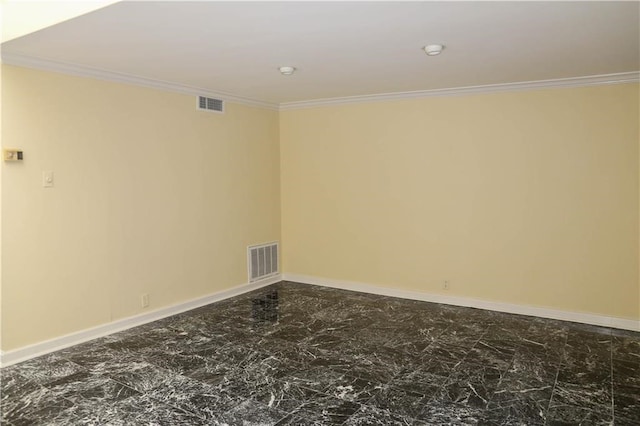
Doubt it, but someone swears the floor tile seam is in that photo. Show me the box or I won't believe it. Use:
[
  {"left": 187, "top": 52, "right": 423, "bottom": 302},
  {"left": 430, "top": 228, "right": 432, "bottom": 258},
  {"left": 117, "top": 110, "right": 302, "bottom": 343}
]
[
  {"left": 543, "top": 331, "right": 567, "bottom": 426},
  {"left": 610, "top": 335, "right": 615, "bottom": 424}
]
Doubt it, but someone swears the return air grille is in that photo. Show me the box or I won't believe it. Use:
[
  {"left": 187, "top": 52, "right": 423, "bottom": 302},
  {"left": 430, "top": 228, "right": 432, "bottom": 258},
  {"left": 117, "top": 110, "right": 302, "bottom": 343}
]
[
  {"left": 248, "top": 242, "right": 279, "bottom": 282},
  {"left": 197, "top": 96, "right": 224, "bottom": 113}
]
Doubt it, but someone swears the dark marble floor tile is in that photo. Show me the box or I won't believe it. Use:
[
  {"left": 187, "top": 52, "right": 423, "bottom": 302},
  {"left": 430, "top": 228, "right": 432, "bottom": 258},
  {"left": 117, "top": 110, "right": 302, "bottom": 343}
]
[
  {"left": 464, "top": 340, "right": 516, "bottom": 372},
  {"left": 482, "top": 323, "right": 532, "bottom": 342},
  {"left": 1, "top": 384, "right": 75, "bottom": 425},
  {"left": 80, "top": 393, "right": 208, "bottom": 425},
  {"left": 266, "top": 320, "right": 331, "bottom": 343},
  {"left": 209, "top": 359, "right": 287, "bottom": 399},
  {"left": 283, "top": 394, "right": 362, "bottom": 425},
  {"left": 332, "top": 344, "right": 421, "bottom": 384},
  {"left": 612, "top": 335, "right": 640, "bottom": 363},
  {"left": 486, "top": 364, "right": 553, "bottom": 425},
  {"left": 388, "top": 367, "right": 448, "bottom": 397},
  {"left": 479, "top": 401, "right": 547, "bottom": 426},
  {"left": 287, "top": 366, "right": 349, "bottom": 396},
  {"left": 564, "top": 329, "right": 611, "bottom": 360},
  {"left": 556, "top": 358, "right": 611, "bottom": 386},
  {"left": 1, "top": 367, "right": 32, "bottom": 403},
  {"left": 526, "top": 321, "right": 569, "bottom": 342},
  {"left": 419, "top": 403, "right": 484, "bottom": 425},
  {"left": 6, "top": 354, "right": 85, "bottom": 388},
  {"left": 422, "top": 341, "right": 472, "bottom": 363},
  {"left": 253, "top": 337, "right": 326, "bottom": 368},
  {"left": 610, "top": 328, "right": 640, "bottom": 339},
  {"left": 183, "top": 360, "right": 238, "bottom": 386},
  {"left": 102, "top": 333, "right": 160, "bottom": 354},
  {"left": 61, "top": 344, "right": 146, "bottom": 375},
  {"left": 367, "top": 385, "right": 428, "bottom": 420},
  {"left": 545, "top": 404, "right": 613, "bottom": 426},
  {"left": 0, "top": 377, "right": 38, "bottom": 422},
  {"left": 44, "top": 370, "right": 139, "bottom": 404},
  {"left": 506, "top": 352, "right": 559, "bottom": 383},
  {"left": 490, "top": 377, "right": 553, "bottom": 408},
  {"left": 253, "top": 379, "right": 321, "bottom": 413},
  {"left": 564, "top": 323, "right": 613, "bottom": 336},
  {"left": 415, "top": 355, "right": 460, "bottom": 378},
  {"left": 550, "top": 380, "right": 612, "bottom": 411},
  {"left": 142, "top": 348, "right": 210, "bottom": 375},
  {"left": 2, "top": 282, "right": 637, "bottom": 425},
  {"left": 112, "top": 364, "right": 245, "bottom": 418},
  {"left": 513, "top": 339, "right": 566, "bottom": 367},
  {"left": 613, "top": 358, "right": 640, "bottom": 389},
  {"left": 303, "top": 332, "right": 347, "bottom": 351},
  {"left": 343, "top": 404, "right": 426, "bottom": 425},
  {"left": 615, "top": 417, "right": 640, "bottom": 426},
  {"left": 210, "top": 399, "right": 288, "bottom": 425},
  {"left": 438, "top": 323, "right": 488, "bottom": 346},
  {"left": 431, "top": 363, "right": 505, "bottom": 410},
  {"left": 613, "top": 385, "right": 640, "bottom": 423},
  {"left": 106, "top": 362, "right": 175, "bottom": 393},
  {"left": 323, "top": 374, "right": 385, "bottom": 404}
]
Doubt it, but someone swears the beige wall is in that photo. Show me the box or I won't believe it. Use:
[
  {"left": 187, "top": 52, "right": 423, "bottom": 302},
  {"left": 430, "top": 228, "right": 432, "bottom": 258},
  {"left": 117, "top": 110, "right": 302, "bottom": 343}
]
[
  {"left": 281, "top": 84, "right": 639, "bottom": 321},
  {"left": 2, "top": 64, "right": 638, "bottom": 353},
  {"left": 1, "top": 65, "right": 281, "bottom": 350}
]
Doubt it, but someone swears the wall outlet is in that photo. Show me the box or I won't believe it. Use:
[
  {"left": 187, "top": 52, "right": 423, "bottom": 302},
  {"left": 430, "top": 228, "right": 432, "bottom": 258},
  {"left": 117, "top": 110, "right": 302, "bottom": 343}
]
[
  {"left": 141, "top": 293, "right": 149, "bottom": 308},
  {"left": 443, "top": 280, "right": 450, "bottom": 290}
]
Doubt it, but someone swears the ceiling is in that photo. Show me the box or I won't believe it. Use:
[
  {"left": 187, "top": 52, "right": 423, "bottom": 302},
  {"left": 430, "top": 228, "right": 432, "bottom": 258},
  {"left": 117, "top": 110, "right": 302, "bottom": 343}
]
[
  {"left": 0, "top": 1, "right": 119, "bottom": 43},
  {"left": 2, "top": 1, "right": 639, "bottom": 105}
]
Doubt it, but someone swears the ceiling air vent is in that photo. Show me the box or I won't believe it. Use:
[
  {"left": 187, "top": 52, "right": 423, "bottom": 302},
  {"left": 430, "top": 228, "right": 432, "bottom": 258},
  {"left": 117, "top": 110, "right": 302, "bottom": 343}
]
[{"left": 197, "top": 96, "right": 224, "bottom": 113}]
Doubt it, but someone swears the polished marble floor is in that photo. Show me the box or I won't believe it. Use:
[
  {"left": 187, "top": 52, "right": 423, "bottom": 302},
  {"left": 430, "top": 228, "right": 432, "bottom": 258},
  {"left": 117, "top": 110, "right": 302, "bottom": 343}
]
[{"left": 1, "top": 281, "right": 639, "bottom": 425}]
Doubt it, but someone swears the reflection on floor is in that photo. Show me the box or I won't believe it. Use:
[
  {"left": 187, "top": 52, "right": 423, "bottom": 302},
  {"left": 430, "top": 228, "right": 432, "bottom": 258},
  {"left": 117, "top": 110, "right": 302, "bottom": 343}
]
[{"left": 1, "top": 281, "right": 639, "bottom": 425}]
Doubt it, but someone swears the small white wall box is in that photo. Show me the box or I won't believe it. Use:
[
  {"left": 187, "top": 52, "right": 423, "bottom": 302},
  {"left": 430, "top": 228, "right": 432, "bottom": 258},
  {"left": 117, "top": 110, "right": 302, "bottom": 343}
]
[{"left": 3, "top": 149, "right": 23, "bottom": 161}]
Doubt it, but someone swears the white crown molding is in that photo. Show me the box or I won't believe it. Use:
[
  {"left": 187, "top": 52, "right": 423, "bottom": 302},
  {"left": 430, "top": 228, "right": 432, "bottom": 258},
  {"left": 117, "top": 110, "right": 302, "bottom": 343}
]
[
  {"left": 0, "top": 275, "right": 282, "bottom": 368},
  {"left": 1, "top": 52, "right": 280, "bottom": 111},
  {"left": 3, "top": 53, "right": 637, "bottom": 112},
  {"left": 279, "top": 72, "right": 640, "bottom": 110},
  {"left": 282, "top": 273, "right": 640, "bottom": 332}
]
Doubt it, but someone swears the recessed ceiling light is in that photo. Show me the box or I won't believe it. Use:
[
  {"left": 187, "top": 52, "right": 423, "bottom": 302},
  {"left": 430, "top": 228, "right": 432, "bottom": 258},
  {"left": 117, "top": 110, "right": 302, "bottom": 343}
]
[
  {"left": 423, "top": 44, "right": 445, "bottom": 56},
  {"left": 279, "top": 66, "right": 296, "bottom": 75}
]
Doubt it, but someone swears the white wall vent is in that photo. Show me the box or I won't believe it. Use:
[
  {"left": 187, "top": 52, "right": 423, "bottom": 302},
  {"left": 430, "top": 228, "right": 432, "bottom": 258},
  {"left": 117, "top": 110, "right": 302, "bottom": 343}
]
[
  {"left": 197, "top": 96, "right": 224, "bottom": 113},
  {"left": 248, "top": 242, "right": 279, "bottom": 282}
]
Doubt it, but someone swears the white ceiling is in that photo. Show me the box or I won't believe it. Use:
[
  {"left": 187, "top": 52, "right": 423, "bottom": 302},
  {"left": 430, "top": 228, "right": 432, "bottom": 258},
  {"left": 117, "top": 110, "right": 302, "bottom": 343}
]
[
  {"left": 2, "top": 1, "right": 639, "bottom": 105},
  {"left": 0, "top": 0, "right": 119, "bottom": 43}
]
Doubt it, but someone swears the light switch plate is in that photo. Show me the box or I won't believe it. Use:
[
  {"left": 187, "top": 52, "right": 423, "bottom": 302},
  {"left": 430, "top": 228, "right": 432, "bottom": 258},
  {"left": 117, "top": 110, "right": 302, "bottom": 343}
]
[{"left": 43, "top": 171, "right": 54, "bottom": 188}]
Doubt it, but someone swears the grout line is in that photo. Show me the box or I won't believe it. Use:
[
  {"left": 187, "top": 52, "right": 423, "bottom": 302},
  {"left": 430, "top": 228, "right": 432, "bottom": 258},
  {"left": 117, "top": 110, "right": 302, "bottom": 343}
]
[
  {"left": 544, "top": 330, "right": 568, "bottom": 425},
  {"left": 610, "top": 336, "right": 615, "bottom": 424}
]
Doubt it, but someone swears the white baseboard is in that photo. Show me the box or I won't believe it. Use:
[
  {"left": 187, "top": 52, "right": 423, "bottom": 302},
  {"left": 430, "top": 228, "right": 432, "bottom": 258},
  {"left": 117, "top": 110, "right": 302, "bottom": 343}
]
[
  {"left": 282, "top": 273, "right": 640, "bottom": 332},
  {"left": 0, "top": 275, "right": 281, "bottom": 368},
  {"left": 3, "top": 273, "right": 637, "bottom": 367}
]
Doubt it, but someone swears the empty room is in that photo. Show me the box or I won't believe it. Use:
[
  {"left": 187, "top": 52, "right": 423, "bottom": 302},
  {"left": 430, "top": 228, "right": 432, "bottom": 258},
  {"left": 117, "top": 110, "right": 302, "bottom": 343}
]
[{"left": 1, "top": 1, "right": 639, "bottom": 425}]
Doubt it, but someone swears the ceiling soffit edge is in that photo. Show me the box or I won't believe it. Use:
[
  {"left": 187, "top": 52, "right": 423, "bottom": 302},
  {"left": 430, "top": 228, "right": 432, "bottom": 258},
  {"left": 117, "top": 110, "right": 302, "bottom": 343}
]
[{"left": 2, "top": 52, "right": 638, "bottom": 111}]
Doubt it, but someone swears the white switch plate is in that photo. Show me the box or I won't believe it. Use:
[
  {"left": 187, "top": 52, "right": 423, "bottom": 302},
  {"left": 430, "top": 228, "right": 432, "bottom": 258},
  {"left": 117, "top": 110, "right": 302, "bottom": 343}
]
[{"left": 42, "top": 171, "right": 54, "bottom": 188}]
